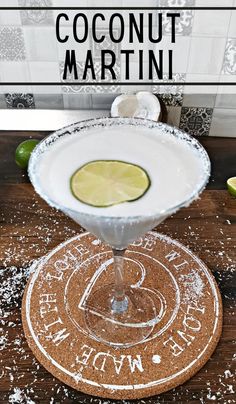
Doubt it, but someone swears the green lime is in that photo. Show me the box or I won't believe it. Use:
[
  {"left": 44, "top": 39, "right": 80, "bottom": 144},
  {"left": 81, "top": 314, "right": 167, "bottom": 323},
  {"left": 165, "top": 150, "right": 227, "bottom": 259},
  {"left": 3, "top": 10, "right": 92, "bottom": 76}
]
[
  {"left": 227, "top": 177, "right": 236, "bottom": 197},
  {"left": 15, "top": 139, "right": 39, "bottom": 169},
  {"left": 70, "top": 160, "right": 151, "bottom": 207}
]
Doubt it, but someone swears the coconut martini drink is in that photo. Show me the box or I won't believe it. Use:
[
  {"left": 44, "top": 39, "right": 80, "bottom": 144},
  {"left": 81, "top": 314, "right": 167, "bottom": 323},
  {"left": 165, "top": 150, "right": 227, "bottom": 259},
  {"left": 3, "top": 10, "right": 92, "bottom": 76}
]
[{"left": 29, "top": 117, "right": 210, "bottom": 347}]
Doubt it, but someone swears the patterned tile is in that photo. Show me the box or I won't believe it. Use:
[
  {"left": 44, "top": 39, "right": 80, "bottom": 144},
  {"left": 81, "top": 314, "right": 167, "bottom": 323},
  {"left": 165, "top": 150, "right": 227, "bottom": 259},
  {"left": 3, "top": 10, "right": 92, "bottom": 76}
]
[
  {"left": 19, "top": 0, "right": 54, "bottom": 25},
  {"left": 222, "top": 38, "right": 236, "bottom": 75},
  {"left": 152, "top": 73, "right": 186, "bottom": 106},
  {"left": 179, "top": 107, "right": 213, "bottom": 136},
  {"left": 0, "top": 28, "right": 26, "bottom": 61},
  {"left": 5, "top": 93, "right": 35, "bottom": 109},
  {"left": 90, "top": 28, "right": 121, "bottom": 58},
  {"left": 60, "top": 61, "right": 121, "bottom": 94},
  {"left": 157, "top": 0, "right": 195, "bottom": 36}
]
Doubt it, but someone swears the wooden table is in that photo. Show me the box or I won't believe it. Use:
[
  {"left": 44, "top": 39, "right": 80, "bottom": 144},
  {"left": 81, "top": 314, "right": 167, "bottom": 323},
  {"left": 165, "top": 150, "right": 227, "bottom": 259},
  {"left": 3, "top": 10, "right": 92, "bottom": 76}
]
[{"left": 0, "top": 132, "right": 235, "bottom": 403}]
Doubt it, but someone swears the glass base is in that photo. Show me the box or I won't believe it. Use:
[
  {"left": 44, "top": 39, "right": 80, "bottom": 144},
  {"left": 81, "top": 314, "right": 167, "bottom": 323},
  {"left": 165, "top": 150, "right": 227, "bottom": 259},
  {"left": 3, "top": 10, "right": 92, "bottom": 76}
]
[{"left": 84, "top": 284, "right": 157, "bottom": 347}]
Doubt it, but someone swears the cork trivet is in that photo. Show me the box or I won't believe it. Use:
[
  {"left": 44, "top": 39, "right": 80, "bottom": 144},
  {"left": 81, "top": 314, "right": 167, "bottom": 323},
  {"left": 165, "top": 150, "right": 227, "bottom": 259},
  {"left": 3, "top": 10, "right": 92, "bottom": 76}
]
[{"left": 22, "top": 232, "right": 223, "bottom": 400}]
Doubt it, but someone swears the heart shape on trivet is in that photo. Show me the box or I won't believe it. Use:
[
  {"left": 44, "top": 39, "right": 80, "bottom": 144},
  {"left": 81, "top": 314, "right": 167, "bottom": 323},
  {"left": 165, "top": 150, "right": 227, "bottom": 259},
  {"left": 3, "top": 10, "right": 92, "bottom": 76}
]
[
  {"left": 79, "top": 254, "right": 166, "bottom": 325},
  {"left": 65, "top": 249, "right": 179, "bottom": 343}
]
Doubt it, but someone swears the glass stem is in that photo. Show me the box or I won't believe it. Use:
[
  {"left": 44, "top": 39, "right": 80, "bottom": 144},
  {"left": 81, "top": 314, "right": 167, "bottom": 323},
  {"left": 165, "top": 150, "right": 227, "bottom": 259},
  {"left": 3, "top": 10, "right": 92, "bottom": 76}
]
[{"left": 111, "top": 248, "right": 128, "bottom": 314}]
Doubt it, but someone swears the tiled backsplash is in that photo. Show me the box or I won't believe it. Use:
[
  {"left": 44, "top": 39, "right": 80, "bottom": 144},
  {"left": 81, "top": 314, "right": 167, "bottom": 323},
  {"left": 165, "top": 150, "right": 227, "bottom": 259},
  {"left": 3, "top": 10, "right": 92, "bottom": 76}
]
[{"left": 0, "top": 0, "right": 236, "bottom": 137}]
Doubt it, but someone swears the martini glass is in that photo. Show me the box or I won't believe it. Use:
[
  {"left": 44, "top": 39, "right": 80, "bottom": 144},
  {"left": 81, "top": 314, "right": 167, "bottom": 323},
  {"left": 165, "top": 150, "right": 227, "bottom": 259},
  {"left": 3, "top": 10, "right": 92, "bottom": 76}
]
[{"left": 28, "top": 117, "right": 211, "bottom": 347}]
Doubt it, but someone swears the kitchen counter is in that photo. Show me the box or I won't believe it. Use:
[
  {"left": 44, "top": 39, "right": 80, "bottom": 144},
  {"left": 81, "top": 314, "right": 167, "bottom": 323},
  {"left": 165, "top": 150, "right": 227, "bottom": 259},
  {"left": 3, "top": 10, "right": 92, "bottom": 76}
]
[{"left": 0, "top": 132, "right": 235, "bottom": 403}]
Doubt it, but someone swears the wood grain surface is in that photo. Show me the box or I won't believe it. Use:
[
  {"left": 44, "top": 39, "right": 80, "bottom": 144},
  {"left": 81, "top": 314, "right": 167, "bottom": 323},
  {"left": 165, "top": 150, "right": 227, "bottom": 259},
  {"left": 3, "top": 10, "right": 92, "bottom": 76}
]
[{"left": 0, "top": 131, "right": 235, "bottom": 403}]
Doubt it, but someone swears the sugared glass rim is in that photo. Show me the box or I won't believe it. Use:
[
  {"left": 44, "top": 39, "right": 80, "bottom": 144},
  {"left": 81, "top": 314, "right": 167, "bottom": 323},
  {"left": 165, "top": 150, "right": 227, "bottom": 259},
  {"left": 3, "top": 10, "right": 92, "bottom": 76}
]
[{"left": 28, "top": 117, "right": 211, "bottom": 222}]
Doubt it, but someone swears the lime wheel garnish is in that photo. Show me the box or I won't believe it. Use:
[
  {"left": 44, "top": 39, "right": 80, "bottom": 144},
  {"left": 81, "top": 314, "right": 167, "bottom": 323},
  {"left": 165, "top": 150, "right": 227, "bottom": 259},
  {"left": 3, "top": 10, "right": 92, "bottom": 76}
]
[{"left": 70, "top": 160, "right": 151, "bottom": 207}]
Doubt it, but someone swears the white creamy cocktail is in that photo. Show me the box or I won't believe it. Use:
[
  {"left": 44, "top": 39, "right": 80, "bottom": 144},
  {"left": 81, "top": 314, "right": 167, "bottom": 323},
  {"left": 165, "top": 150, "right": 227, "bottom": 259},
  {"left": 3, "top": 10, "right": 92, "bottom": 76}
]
[
  {"left": 29, "top": 119, "right": 209, "bottom": 249},
  {"left": 29, "top": 118, "right": 210, "bottom": 347}
]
